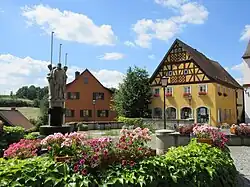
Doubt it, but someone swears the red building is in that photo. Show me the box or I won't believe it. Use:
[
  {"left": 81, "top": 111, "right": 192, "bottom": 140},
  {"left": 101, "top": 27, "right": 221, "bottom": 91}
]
[{"left": 65, "top": 69, "right": 117, "bottom": 122}]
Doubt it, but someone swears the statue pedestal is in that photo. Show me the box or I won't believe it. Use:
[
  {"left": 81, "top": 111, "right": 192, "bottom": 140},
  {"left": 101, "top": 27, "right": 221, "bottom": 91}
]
[{"left": 39, "top": 106, "right": 71, "bottom": 136}]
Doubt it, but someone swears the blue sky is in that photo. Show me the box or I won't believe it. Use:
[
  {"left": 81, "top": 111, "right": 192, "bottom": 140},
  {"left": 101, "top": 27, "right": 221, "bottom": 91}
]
[{"left": 0, "top": 0, "right": 249, "bottom": 94}]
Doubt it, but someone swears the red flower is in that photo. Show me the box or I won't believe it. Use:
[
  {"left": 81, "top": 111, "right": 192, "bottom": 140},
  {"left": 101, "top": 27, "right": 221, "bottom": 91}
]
[{"left": 81, "top": 169, "right": 87, "bottom": 175}]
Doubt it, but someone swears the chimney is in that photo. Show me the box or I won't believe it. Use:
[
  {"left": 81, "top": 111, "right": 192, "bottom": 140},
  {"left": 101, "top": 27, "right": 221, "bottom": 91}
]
[{"left": 75, "top": 71, "right": 80, "bottom": 79}]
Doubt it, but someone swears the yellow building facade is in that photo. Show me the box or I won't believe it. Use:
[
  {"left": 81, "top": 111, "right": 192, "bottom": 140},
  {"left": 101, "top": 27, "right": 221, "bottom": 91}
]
[{"left": 149, "top": 39, "right": 244, "bottom": 126}]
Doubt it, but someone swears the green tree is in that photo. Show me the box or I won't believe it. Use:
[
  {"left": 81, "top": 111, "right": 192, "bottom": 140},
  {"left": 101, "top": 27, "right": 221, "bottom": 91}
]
[{"left": 113, "top": 66, "right": 152, "bottom": 118}]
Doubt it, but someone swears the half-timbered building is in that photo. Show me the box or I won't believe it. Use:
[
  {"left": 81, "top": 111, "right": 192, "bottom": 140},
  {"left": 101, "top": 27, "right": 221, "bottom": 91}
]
[{"left": 149, "top": 39, "right": 244, "bottom": 126}]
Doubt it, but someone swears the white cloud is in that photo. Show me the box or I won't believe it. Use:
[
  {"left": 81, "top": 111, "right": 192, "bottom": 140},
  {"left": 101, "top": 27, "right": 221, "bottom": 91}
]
[
  {"left": 0, "top": 54, "right": 124, "bottom": 94},
  {"left": 231, "top": 63, "right": 244, "bottom": 71},
  {"left": 148, "top": 54, "right": 155, "bottom": 60},
  {"left": 98, "top": 52, "right": 124, "bottom": 60},
  {"left": 132, "top": 0, "right": 208, "bottom": 48},
  {"left": 240, "top": 25, "right": 250, "bottom": 41},
  {"left": 124, "top": 41, "right": 136, "bottom": 48},
  {"left": 92, "top": 70, "right": 125, "bottom": 88},
  {"left": 21, "top": 4, "right": 117, "bottom": 45}
]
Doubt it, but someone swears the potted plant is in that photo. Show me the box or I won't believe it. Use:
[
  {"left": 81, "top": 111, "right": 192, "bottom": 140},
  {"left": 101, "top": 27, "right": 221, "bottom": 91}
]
[
  {"left": 193, "top": 124, "right": 215, "bottom": 145},
  {"left": 198, "top": 92, "right": 207, "bottom": 95},
  {"left": 230, "top": 124, "right": 237, "bottom": 134}
]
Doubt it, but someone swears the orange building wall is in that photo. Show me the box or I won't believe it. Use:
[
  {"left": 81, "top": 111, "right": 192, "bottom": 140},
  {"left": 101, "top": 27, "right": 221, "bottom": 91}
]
[{"left": 65, "top": 70, "right": 117, "bottom": 122}]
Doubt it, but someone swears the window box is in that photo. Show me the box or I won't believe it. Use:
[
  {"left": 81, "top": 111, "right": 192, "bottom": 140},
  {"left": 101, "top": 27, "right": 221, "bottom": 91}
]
[
  {"left": 198, "top": 92, "right": 207, "bottom": 95},
  {"left": 183, "top": 93, "right": 191, "bottom": 97},
  {"left": 165, "top": 93, "right": 172, "bottom": 97},
  {"left": 223, "top": 93, "right": 228, "bottom": 97},
  {"left": 218, "top": 92, "right": 222, "bottom": 96},
  {"left": 154, "top": 94, "right": 160, "bottom": 97}
]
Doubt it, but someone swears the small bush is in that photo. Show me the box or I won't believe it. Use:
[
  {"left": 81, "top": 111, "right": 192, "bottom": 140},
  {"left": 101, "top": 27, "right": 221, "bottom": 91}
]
[
  {"left": 100, "top": 139, "right": 237, "bottom": 187},
  {"left": 24, "top": 132, "right": 40, "bottom": 140},
  {"left": 78, "top": 123, "right": 88, "bottom": 131},
  {"left": 118, "top": 116, "right": 143, "bottom": 127},
  {"left": 0, "top": 157, "right": 85, "bottom": 187},
  {"left": 0, "top": 98, "right": 33, "bottom": 107}
]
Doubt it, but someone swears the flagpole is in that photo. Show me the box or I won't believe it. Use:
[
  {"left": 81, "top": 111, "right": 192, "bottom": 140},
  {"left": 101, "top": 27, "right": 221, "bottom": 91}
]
[
  {"left": 65, "top": 53, "right": 68, "bottom": 66},
  {"left": 50, "top": 32, "right": 54, "bottom": 65},
  {"left": 59, "top": 44, "right": 62, "bottom": 64}
]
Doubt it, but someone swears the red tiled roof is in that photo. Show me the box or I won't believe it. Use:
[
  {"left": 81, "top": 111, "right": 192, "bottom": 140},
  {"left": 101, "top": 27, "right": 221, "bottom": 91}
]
[{"left": 0, "top": 109, "right": 34, "bottom": 130}]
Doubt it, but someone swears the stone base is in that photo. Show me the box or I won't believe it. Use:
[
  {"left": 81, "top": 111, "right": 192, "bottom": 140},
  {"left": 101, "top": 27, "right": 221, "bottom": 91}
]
[
  {"left": 155, "top": 129, "right": 175, "bottom": 155},
  {"left": 40, "top": 125, "right": 72, "bottom": 136}
]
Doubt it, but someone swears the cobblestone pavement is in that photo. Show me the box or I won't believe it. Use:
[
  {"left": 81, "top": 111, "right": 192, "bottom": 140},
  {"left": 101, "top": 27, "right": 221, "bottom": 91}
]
[{"left": 229, "top": 146, "right": 250, "bottom": 187}]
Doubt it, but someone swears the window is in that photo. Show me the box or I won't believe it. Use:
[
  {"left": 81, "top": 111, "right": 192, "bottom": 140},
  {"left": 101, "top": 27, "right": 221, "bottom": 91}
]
[
  {"left": 168, "top": 71, "right": 173, "bottom": 76},
  {"left": 229, "top": 109, "right": 232, "bottom": 120},
  {"left": 153, "top": 108, "right": 162, "bottom": 118},
  {"left": 66, "top": 109, "right": 74, "bottom": 117},
  {"left": 181, "top": 107, "right": 192, "bottom": 119},
  {"left": 166, "top": 107, "right": 177, "bottom": 119},
  {"left": 224, "top": 109, "right": 227, "bottom": 121},
  {"left": 67, "top": 92, "right": 80, "bottom": 100},
  {"left": 154, "top": 88, "right": 160, "bottom": 95},
  {"left": 198, "top": 84, "right": 207, "bottom": 93},
  {"left": 236, "top": 91, "right": 238, "bottom": 98},
  {"left": 184, "top": 69, "right": 188, "bottom": 75},
  {"left": 83, "top": 77, "right": 88, "bottom": 84},
  {"left": 97, "top": 110, "right": 109, "bottom": 117},
  {"left": 166, "top": 87, "right": 173, "bottom": 94},
  {"left": 184, "top": 86, "right": 191, "bottom": 94},
  {"left": 218, "top": 108, "right": 222, "bottom": 123},
  {"left": 197, "top": 107, "right": 209, "bottom": 123},
  {"left": 80, "top": 110, "right": 92, "bottom": 117},
  {"left": 217, "top": 84, "right": 221, "bottom": 92},
  {"left": 93, "top": 92, "right": 104, "bottom": 100}
]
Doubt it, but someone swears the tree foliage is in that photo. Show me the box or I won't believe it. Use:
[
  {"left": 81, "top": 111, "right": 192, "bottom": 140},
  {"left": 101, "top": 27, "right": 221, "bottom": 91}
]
[
  {"left": 113, "top": 66, "right": 151, "bottom": 118},
  {"left": 16, "top": 86, "right": 48, "bottom": 100}
]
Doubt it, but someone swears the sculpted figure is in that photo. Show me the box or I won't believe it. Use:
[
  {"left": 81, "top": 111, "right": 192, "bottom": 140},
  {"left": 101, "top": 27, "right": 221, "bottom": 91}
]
[
  {"left": 47, "top": 64, "right": 55, "bottom": 100},
  {"left": 52, "top": 63, "right": 67, "bottom": 100}
]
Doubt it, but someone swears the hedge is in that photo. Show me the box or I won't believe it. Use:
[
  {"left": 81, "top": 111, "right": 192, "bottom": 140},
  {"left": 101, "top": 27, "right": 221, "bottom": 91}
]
[
  {"left": 0, "top": 98, "right": 34, "bottom": 107},
  {"left": 0, "top": 126, "right": 25, "bottom": 157},
  {"left": 0, "top": 140, "right": 237, "bottom": 187}
]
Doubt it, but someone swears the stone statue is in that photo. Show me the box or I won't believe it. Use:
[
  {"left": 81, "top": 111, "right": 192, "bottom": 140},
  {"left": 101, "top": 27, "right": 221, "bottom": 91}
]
[{"left": 47, "top": 63, "right": 67, "bottom": 101}]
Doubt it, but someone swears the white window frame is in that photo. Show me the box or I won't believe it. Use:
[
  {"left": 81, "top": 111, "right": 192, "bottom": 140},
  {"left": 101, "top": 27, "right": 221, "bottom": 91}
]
[
  {"left": 184, "top": 86, "right": 191, "bottom": 94},
  {"left": 166, "top": 87, "right": 173, "bottom": 94},
  {"left": 154, "top": 88, "right": 160, "bottom": 95},
  {"left": 198, "top": 84, "right": 208, "bottom": 93}
]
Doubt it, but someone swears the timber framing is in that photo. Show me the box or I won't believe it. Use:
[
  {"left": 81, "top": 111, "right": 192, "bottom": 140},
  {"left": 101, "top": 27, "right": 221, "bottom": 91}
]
[{"left": 150, "top": 39, "right": 243, "bottom": 90}]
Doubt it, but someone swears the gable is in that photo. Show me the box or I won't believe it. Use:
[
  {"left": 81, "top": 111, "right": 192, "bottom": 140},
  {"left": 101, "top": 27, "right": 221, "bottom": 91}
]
[
  {"left": 66, "top": 69, "right": 114, "bottom": 93},
  {"left": 151, "top": 41, "right": 210, "bottom": 86},
  {"left": 150, "top": 39, "right": 242, "bottom": 89}
]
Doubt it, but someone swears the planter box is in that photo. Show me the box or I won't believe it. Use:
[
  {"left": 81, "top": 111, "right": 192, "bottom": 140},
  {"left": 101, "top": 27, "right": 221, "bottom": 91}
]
[
  {"left": 226, "top": 135, "right": 242, "bottom": 146},
  {"left": 177, "top": 134, "right": 190, "bottom": 146},
  {"left": 243, "top": 136, "right": 250, "bottom": 146}
]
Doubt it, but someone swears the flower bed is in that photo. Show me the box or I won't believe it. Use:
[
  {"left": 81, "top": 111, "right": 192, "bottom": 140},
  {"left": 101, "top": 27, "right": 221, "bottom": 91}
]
[{"left": 0, "top": 139, "right": 237, "bottom": 187}]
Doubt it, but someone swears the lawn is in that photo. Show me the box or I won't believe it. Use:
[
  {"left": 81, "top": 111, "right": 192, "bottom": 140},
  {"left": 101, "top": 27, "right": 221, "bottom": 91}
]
[{"left": 0, "top": 107, "right": 40, "bottom": 120}]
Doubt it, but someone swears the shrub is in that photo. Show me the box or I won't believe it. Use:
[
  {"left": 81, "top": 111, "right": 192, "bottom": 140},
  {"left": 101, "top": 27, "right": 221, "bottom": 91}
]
[
  {"left": 0, "top": 157, "right": 85, "bottom": 187},
  {"left": 24, "top": 132, "right": 40, "bottom": 140},
  {"left": 235, "top": 123, "right": 250, "bottom": 136},
  {"left": 118, "top": 116, "right": 143, "bottom": 127},
  {"left": 0, "top": 98, "right": 34, "bottom": 107},
  {"left": 100, "top": 139, "right": 237, "bottom": 187},
  {"left": 178, "top": 124, "right": 194, "bottom": 135},
  {"left": 41, "top": 132, "right": 87, "bottom": 157},
  {"left": 78, "top": 123, "right": 88, "bottom": 131},
  {"left": 4, "top": 139, "right": 41, "bottom": 159}
]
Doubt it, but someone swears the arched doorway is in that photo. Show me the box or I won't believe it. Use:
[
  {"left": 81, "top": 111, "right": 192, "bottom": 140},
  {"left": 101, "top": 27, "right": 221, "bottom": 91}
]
[
  {"left": 166, "top": 107, "right": 177, "bottom": 119},
  {"left": 197, "top": 107, "right": 209, "bottom": 123},
  {"left": 181, "top": 107, "right": 192, "bottom": 119}
]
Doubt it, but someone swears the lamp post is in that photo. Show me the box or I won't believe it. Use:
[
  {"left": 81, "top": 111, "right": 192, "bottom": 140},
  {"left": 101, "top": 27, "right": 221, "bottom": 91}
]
[
  {"left": 93, "top": 99, "right": 96, "bottom": 123},
  {"left": 161, "top": 76, "right": 168, "bottom": 129}
]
